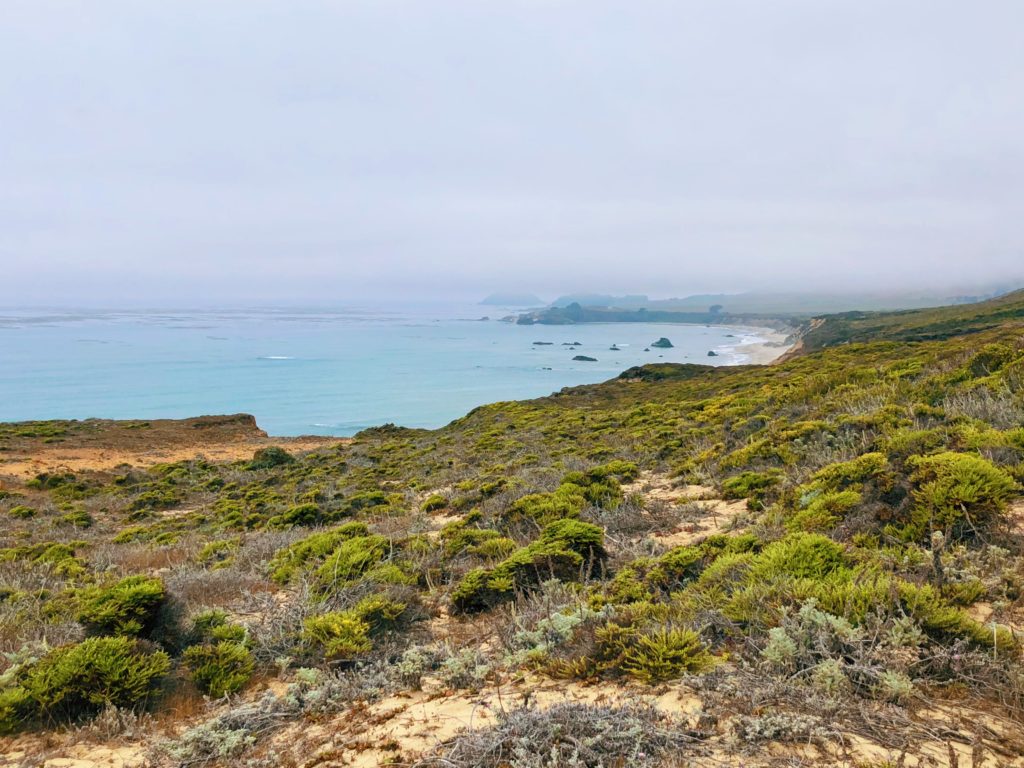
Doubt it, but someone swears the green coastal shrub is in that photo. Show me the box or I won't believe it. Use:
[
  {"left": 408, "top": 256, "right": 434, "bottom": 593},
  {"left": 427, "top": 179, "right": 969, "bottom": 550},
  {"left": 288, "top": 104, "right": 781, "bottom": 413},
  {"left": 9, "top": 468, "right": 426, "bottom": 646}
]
[
  {"left": 906, "top": 452, "right": 1016, "bottom": 540},
  {"left": 508, "top": 465, "right": 632, "bottom": 526},
  {"left": 344, "top": 490, "right": 389, "bottom": 513},
  {"left": 810, "top": 453, "right": 890, "bottom": 490},
  {"left": 196, "top": 539, "right": 239, "bottom": 569},
  {"left": 551, "top": 611, "right": 717, "bottom": 684},
  {"left": 268, "top": 522, "right": 370, "bottom": 583},
  {"left": 721, "top": 470, "right": 783, "bottom": 508},
  {"left": 440, "top": 524, "right": 504, "bottom": 557},
  {"left": 303, "top": 613, "right": 372, "bottom": 660},
  {"left": 509, "top": 485, "right": 587, "bottom": 526},
  {"left": 606, "top": 534, "right": 760, "bottom": 605},
  {"left": 452, "top": 521, "right": 607, "bottom": 613},
  {"left": 787, "top": 490, "right": 862, "bottom": 532},
  {"left": 247, "top": 446, "right": 295, "bottom": 470},
  {"left": 8, "top": 505, "right": 35, "bottom": 519},
  {"left": 183, "top": 641, "right": 254, "bottom": 698},
  {"left": 76, "top": 576, "right": 166, "bottom": 638},
  {"left": 351, "top": 594, "right": 408, "bottom": 632},
  {"left": 188, "top": 609, "right": 247, "bottom": 645},
  {"left": 421, "top": 493, "right": 447, "bottom": 512},
  {"left": 617, "top": 628, "right": 717, "bottom": 683},
  {"left": 267, "top": 502, "right": 335, "bottom": 529},
  {"left": 313, "top": 534, "right": 392, "bottom": 591},
  {"left": 1, "top": 637, "right": 169, "bottom": 732},
  {"left": 960, "top": 343, "right": 1017, "bottom": 379},
  {"left": 0, "top": 542, "right": 85, "bottom": 577},
  {"left": 302, "top": 594, "right": 408, "bottom": 661},
  {"left": 750, "top": 533, "right": 848, "bottom": 582},
  {"left": 59, "top": 509, "right": 94, "bottom": 528},
  {"left": 897, "top": 582, "right": 1016, "bottom": 649}
]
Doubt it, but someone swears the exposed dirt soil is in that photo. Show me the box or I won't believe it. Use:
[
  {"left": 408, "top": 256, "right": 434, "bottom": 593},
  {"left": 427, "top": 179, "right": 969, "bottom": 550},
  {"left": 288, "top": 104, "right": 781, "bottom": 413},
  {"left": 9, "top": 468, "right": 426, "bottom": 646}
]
[{"left": 0, "top": 414, "right": 339, "bottom": 484}]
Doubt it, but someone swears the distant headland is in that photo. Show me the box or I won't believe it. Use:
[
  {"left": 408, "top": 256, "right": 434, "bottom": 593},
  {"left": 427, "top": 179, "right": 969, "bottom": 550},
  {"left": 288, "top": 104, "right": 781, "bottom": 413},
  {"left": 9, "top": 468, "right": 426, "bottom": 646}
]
[{"left": 479, "top": 292, "right": 544, "bottom": 306}]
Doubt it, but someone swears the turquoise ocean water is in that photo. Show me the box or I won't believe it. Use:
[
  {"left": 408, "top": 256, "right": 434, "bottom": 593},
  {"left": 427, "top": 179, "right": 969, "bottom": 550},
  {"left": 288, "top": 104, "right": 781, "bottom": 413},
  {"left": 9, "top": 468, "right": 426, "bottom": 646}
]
[{"left": 0, "top": 304, "right": 770, "bottom": 436}]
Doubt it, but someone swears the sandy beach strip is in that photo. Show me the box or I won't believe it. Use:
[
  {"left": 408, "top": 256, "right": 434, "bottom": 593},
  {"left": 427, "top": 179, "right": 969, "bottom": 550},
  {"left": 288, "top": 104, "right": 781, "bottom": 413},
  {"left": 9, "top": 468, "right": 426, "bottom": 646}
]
[{"left": 717, "top": 327, "right": 795, "bottom": 365}]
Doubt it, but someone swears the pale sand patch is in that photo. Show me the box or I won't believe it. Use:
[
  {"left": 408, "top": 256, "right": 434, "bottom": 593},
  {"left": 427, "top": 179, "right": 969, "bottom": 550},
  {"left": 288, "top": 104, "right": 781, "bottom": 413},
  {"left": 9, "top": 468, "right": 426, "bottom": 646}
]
[
  {"left": 653, "top": 499, "right": 748, "bottom": 548},
  {"left": 270, "top": 675, "right": 704, "bottom": 768},
  {"left": 622, "top": 470, "right": 716, "bottom": 504},
  {"left": 623, "top": 470, "right": 748, "bottom": 546},
  {"left": 37, "top": 745, "right": 145, "bottom": 768}
]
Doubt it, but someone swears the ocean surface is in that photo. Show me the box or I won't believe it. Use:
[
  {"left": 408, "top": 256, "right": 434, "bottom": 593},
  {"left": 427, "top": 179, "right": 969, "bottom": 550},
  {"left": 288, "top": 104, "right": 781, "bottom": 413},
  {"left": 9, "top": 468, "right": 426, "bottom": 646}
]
[{"left": 0, "top": 303, "right": 773, "bottom": 436}]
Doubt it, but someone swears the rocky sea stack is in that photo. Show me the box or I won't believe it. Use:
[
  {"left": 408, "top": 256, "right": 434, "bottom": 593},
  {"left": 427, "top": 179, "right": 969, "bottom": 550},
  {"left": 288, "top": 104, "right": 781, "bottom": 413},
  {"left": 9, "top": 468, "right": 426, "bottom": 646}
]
[{"left": 651, "top": 337, "right": 674, "bottom": 348}]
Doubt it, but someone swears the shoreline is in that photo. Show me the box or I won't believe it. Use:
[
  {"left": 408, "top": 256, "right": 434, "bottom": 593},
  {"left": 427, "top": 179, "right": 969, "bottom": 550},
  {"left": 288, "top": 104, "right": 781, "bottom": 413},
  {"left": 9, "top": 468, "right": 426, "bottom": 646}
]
[
  {"left": 0, "top": 326, "right": 797, "bottom": 453},
  {"left": 714, "top": 326, "right": 795, "bottom": 365}
]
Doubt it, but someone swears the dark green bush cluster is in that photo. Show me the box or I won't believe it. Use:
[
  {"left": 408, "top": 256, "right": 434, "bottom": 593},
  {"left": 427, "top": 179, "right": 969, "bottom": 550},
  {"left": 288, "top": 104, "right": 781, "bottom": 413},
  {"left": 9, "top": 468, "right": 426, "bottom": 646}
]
[
  {"left": 507, "top": 463, "right": 636, "bottom": 527},
  {"left": 439, "top": 519, "right": 517, "bottom": 560},
  {"left": 548, "top": 603, "right": 717, "bottom": 683},
  {"left": 452, "top": 520, "right": 607, "bottom": 613},
  {"left": 721, "top": 470, "right": 783, "bottom": 509},
  {"left": 421, "top": 493, "right": 447, "bottom": 512},
  {"left": 268, "top": 521, "right": 370, "bottom": 583},
  {"left": 1, "top": 637, "right": 170, "bottom": 733},
  {"left": 247, "top": 445, "right": 296, "bottom": 470},
  {"left": 76, "top": 576, "right": 167, "bottom": 638},
  {"left": 605, "top": 534, "right": 760, "bottom": 604},
  {"left": 177, "top": 610, "right": 254, "bottom": 697},
  {"left": 302, "top": 595, "right": 407, "bottom": 660},
  {"left": 905, "top": 451, "right": 1016, "bottom": 541},
  {"left": 0, "top": 541, "right": 86, "bottom": 577}
]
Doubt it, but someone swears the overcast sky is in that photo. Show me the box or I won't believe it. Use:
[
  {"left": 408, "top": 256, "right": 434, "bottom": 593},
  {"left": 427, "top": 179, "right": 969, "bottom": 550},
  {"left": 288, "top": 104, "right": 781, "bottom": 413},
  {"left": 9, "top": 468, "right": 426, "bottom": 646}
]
[{"left": 2, "top": 1, "right": 1023, "bottom": 306}]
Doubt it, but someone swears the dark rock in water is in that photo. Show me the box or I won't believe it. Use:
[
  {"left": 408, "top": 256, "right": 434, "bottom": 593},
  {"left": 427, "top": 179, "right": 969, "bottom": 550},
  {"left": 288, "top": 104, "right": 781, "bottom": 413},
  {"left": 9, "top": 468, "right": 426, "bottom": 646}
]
[
  {"left": 609, "top": 344, "right": 620, "bottom": 351},
  {"left": 541, "top": 367, "right": 553, "bottom": 370},
  {"left": 562, "top": 341, "right": 583, "bottom": 346},
  {"left": 651, "top": 337, "right": 674, "bottom": 348},
  {"left": 479, "top": 316, "right": 490, "bottom": 321},
  {"left": 725, "top": 333, "right": 735, "bottom": 337},
  {"left": 532, "top": 341, "right": 554, "bottom": 345},
  {"left": 573, "top": 355, "right": 598, "bottom": 362},
  {"left": 707, "top": 350, "right": 719, "bottom": 357},
  {"left": 644, "top": 347, "right": 650, "bottom": 352}
]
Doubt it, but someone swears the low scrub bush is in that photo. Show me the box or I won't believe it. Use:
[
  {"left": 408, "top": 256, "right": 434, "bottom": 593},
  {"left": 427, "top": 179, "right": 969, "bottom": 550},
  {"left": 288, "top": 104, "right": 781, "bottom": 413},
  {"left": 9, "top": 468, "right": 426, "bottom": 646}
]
[
  {"left": 906, "top": 451, "right": 1016, "bottom": 540},
  {"left": 302, "top": 594, "right": 408, "bottom": 660},
  {"left": 268, "top": 521, "right": 370, "bottom": 583},
  {"left": 247, "top": 446, "right": 295, "bottom": 470},
  {"left": 183, "top": 641, "right": 254, "bottom": 698},
  {"left": 722, "top": 470, "right": 783, "bottom": 509},
  {"left": 451, "top": 521, "right": 606, "bottom": 613},
  {"left": 76, "top": 576, "right": 166, "bottom": 638},
  {"left": 749, "top": 533, "right": 848, "bottom": 581},
  {"left": 313, "top": 534, "right": 393, "bottom": 591},
  {"left": 1, "top": 637, "right": 169, "bottom": 732}
]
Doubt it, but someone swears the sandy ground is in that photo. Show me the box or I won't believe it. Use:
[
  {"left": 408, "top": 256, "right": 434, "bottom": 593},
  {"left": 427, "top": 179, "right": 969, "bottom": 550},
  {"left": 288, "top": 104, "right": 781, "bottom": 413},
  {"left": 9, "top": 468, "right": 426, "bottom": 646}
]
[
  {"left": 0, "top": 414, "right": 341, "bottom": 483},
  {"left": 721, "top": 327, "right": 795, "bottom": 365},
  {"left": 0, "top": 437, "right": 338, "bottom": 482}
]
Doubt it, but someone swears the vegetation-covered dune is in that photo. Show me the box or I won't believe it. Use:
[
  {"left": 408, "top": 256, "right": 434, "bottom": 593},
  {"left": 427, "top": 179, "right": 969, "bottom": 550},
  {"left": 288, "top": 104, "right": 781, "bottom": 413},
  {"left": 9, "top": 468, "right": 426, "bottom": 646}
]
[{"left": 2, "top": 292, "right": 1024, "bottom": 766}]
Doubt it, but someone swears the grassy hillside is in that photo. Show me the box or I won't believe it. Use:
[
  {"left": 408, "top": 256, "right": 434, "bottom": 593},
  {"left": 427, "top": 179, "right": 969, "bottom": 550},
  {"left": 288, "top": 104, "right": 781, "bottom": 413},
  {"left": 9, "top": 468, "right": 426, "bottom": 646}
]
[
  {"left": 798, "top": 287, "right": 1024, "bottom": 351},
  {"left": 2, "top": 293, "right": 1024, "bottom": 765}
]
